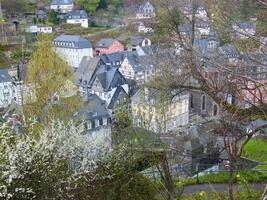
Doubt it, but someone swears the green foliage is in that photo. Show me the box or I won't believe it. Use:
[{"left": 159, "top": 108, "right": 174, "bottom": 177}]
[
  {"left": 26, "top": 35, "right": 80, "bottom": 124},
  {"left": 178, "top": 170, "right": 267, "bottom": 187},
  {"left": 48, "top": 9, "right": 59, "bottom": 24}
]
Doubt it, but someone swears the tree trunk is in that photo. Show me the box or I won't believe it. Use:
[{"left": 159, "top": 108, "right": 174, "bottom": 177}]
[
  {"left": 261, "top": 185, "right": 267, "bottom": 200},
  {"left": 228, "top": 160, "right": 235, "bottom": 200},
  {"left": 160, "top": 153, "right": 176, "bottom": 200}
]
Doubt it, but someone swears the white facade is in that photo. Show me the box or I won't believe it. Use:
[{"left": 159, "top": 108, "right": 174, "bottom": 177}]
[
  {"left": 26, "top": 25, "right": 53, "bottom": 34},
  {"left": 66, "top": 18, "right": 88, "bottom": 28},
  {"left": 54, "top": 47, "right": 93, "bottom": 68},
  {"left": 50, "top": 4, "right": 73, "bottom": 13},
  {"left": 138, "top": 23, "right": 154, "bottom": 33}
]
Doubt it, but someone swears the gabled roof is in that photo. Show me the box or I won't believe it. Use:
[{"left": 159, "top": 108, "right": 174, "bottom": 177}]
[
  {"left": 66, "top": 10, "right": 88, "bottom": 20},
  {"left": 75, "top": 57, "right": 103, "bottom": 86},
  {"left": 94, "top": 65, "right": 126, "bottom": 92},
  {"left": 138, "top": 1, "right": 154, "bottom": 13},
  {"left": 218, "top": 45, "right": 238, "bottom": 55},
  {"left": 96, "top": 38, "right": 118, "bottom": 48},
  {"left": 51, "top": 0, "right": 73, "bottom": 5},
  {"left": 233, "top": 21, "right": 256, "bottom": 30},
  {"left": 129, "top": 36, "right": 148, "bottom": 46},
  {"left": 107, "top": 86, "right": 128, "bottom": 109},
  {"left": 0, "top": 68, "right": 11, "bottom": 83},
  {"left": 79, "top": 94, "right": 109, "bottom": 121},
  {"left": 54, "top": 35, "right": 92, "bottom": 49}
]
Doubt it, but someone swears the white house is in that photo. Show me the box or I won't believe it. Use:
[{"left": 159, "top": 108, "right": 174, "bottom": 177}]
[
  {"left": 128, "top": 36, "right": 151, "bottom": 52},
  {"left": 136, "top": 1, "right": 155, "bottom": 19},
  {"left": 65, "top": 10, "right": 89, "bottom": 28},
  {"left": 53, "top": 35, "right": 93, "bottom": 68},
  {"left": 26, "top": 24, "right": 53, "bottom": 34},
  {"left": 184, "top": 5, "right": 208, "bottom": 20},
  {"left": 50, "top": 0, "right": 73, "bottom": 13},
  {"left": 138, "top": 22, "right": 154, "bottom": 33},
  {"left": 0, "top": 69, "right": 18, "bottom": 108}
]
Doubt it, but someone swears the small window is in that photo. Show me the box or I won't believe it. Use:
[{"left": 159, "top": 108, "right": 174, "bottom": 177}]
[{"left": 201, "top": 95, "right": 206, "bottom": 111}]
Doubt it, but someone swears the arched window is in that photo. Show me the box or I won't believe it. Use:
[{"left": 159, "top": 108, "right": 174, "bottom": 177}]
[
  {"left": 213, "top": 104, "right": 218, "bottom": 116},
  {"left": 189, "top": 93, "right": 194, "bottom": 109},
  {"left": 201, "top": 95, "right": 206, "bottom": 111}
]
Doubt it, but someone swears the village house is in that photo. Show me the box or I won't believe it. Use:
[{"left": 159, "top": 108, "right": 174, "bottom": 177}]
[
  {"left": 53, "top": 35, "right": 93, "bottom": 68},
  {"left": 75, "top": 57, "right": 129, "bottom": 111},
  {"left": 26, "top": 24, "right": 53, "bottom": 34},
  {"left": 119, "top": 53, "right": 156, "bottom": 85},
  {"left": 136, "top": 1, "right": 156, "bottom": 19},
  {"left": 131, "top": 88, "right": 189, "bottom": 133},
  {"left": 65, "top": 10, "right": 89, "bottom": 28},
  {"left": 95, "top": 38, "right": 124, "bottom": 55},
  {"left": 138, "top": 22, "right": 154, "bottom": 33},
  {"left": 232, "top": 21, "right": 256, "bottom": 39},
  {"left": 78, "top": 93, "right": 111, "bottom": 148},
  {"left": 218, "top": 45, "right": 240, "bottom": 65},
  {"left": 50, "top": 0, "right": 74, "bottom": 14},
  {"left": 36, "top": 9, "right": 47, "bottom": 20},
  {"left": 183, "top": 4, "right": 208, "bottom": 20},
  {"left": 127, "top": 36, "right": 151, "bottom": 52}
]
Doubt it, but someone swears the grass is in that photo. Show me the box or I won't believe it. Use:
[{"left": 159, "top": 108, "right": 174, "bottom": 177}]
[
  {"left": 180, "top": 190, "right": 261, "bottom": 200},
  {"left": 243, "top": 138, "right": 267, "bottom": 162},
  {"left": 177, "top": 170, "right": 267, "bottom": 187},
  {"left": 60, "top": 24, "right": 110, "bottom": 36}
]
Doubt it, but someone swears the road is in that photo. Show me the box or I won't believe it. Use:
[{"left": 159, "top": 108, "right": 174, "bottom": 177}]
[{"left": 183, "top": 183, "right": 266, "bottom": 194}]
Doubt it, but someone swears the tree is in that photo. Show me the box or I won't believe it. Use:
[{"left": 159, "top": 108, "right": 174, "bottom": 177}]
[
  {"left": 26, "top": 35, "right": 80, "bottom": 124},
  {"left": 47, "top": 9, "right": 59, "bottom": 24},
  {"left": 146, "top": 0, "right": 267, "bottom": 199},
  {"left": 76, "top": 0, "right": 101, "bottom": 14}
]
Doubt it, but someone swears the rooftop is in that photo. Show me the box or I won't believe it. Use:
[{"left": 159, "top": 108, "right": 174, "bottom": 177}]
[{"left": 54, "top": 35, "right": 92, "bottom": 49}]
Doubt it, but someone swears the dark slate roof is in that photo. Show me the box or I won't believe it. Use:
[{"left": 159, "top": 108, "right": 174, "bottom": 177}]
[
  {"left": 127, "top": 54, "right": 156, "bottom": 73},
  {"left": 129, "top": 36, "right": 146, "bottom": 46},
  {"left": 80, "top": 94, "right": 109, "bottom": 121},
  {"left": 66, "top": 10, "right": 88, "bottom": 20},
  {"left": 218, "top": 45, "right": 238, "bottom": 56},
  {"left": 138, "top": 45, "right": 160, "bottom": 55},
  {"left": 107, "top": 86, "right": 128, "bottom": 109},
  {"left": 96, "top": 38, "right": 117, "bottom": 48},
  {"left": 54, "top": 35, "right": 92, "bottom": 49},
  {"left": 75, "top": 57, "right": 103, "bottom": 87},
  {"left": 137, "top": 1, "right": 154, "bottom": 13},
  {"left": 0, "top": 68, "right": 11, "bottom": 83},
  {"left": 95, "top": 65, "right": 127, "bottom": 91},
  {"left": 233, "top": 21, "right": 256, "bottom": 30},
  {"left": 51, "top": 0, "right": 73, "bottom": 5}
]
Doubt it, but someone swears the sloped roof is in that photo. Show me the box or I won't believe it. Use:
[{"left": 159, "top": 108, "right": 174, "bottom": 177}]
[
  {"left": 54, "top": 35, "right": 92, "bottom": 49},
  {"left": 107, "top": 86, "right": 128, "bottom": 109},
  {"left": 96, "top": 38, "right": 118, "bottom": 48},
  {"left": 51, "top": 0, "right": 73, "bottom": 5},
  {"left": 66, "top": 10, "right": 88, "bottom": 20},
  {"left": 79, "top": 94, "right": 109, "bottom": 121},
  {"left": 0, "top": 68, "right": 11, "bottom": 83},
  {"left": 75, "top": 57, "right": 102, "bottom": 86}
]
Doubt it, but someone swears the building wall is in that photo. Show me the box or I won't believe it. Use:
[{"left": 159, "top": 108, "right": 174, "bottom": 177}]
[
  {"left": 189, "top": 91, "right": 219, "bottom": 117},
  {"left": 66, "top": 18, "right": 89, "bottom": 28},
  {"left": 54, "top": 47, "right": 93, "bottom": 68},
  {"left": 51, "top": 4, "right": 73, "bottom": 13},
  {"left": 119, "top": 58, "right": 135, "bottom": 80},
  {"left": 132, "top": 92, "right": 189, "bottom": 132},
  {"left": 95, "top": 41, "right": 124, "bottom": 55}
]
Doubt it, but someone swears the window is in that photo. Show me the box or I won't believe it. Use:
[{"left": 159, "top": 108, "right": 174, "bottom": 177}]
[
  {"left": 201, "top": 95, "right": 206, "bottom": 111},
  {"left": 213, "top": 104, "right": 218, "bottom": 116},
  {"left": 189, "top": 93, "right": 194, "bottom": 109}
]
